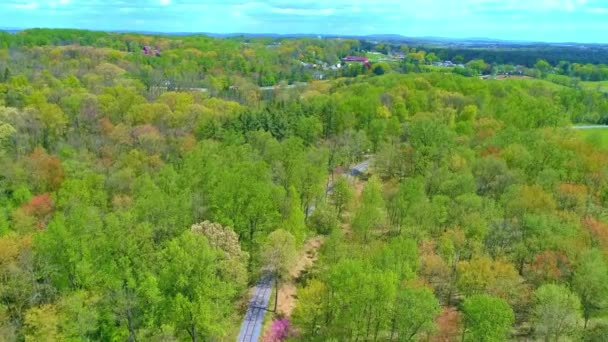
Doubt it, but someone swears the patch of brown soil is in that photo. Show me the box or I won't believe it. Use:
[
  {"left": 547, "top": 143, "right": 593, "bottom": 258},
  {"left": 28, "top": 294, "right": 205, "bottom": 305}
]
[
  {"left": 340, "top": 221, "right": 353, "bottom": 237},
  {"left": 276, "top": 236, "right": 324, "bottom": 317},
  {"left": 432, "top": 306, "right": 462, "bottom": 342},
  {"left": 276, "top": 282, "right": 296, "bottom": 316},
  {"left": 352, "top": 177, "right": 365, "bottom": 196}
]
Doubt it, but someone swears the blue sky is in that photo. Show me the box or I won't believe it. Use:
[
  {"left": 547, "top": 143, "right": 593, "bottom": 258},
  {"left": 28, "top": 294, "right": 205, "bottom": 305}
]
[{"left": 1, "top": 0, "right": 608, "bottom": 43}]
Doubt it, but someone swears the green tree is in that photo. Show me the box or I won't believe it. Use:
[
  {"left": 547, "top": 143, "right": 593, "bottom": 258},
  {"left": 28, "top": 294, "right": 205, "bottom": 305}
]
[
  {"left": 262, "top": 229, "right": 297, "bottom": 311},
  {"left": 94, "top": 214, "right": 159, "bottom": 342},
  {"left": 330, "top": 175, "right": 353, "bottom": 216},
  {"left": 532, "top": 284, "right": 582, "bottom": 341},
  {"left": 535, "top": 59, "right": 552, "bottom": 74},
  {"left": 3, "top": 67, "right": 10, "bottom": 82},
  {"left": 292, "top": 279, "right": 327, "bottom": 338},
  {"left": 56, "top": 291, "right": 100, "bottom": 341},
  {"left": 24, "top": 304, "right": 61, "bottom": 342},
  {"left": 571, "top": 249, "right": 608, "bottom": 329},
  {"left": 262, "top": 229, "right": 297, "bottom": 280},
  {"left": 352, "top": 176, "right": 386, "bottom": 241},
  {"left": 373, "top": 62, "right": 391, "bottom": 75},
  {"left": 158, "top": 231, "right": 241, "bottom": 341},
  {"left": 324, "top": 259, "right": 397, "bottom": 340},
  {"left": 390, "top": 286, "right": 440, "bottom": 341},
  {"left": 190, "top": 221, "right": 249, "bottom": 287},
  {"left": 307, "top": 203, "right": 339, "bottom": 235},
  {"left": 386, "top": 177, "right": 427, "bottom": 234},
  {"left": 465, "top": 59, "right": 488, "bottom": 75},
  {"left": 283, "top": 186, "right": 308, "bottom": 245},
  {"left": 462, "top": 294, "right": 514, "bottom": 342}
]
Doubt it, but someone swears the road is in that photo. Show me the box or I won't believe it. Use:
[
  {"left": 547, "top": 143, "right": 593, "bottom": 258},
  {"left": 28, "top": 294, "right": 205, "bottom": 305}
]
[
  {"left": 350, "top": 160, "right": 370, "bottom": 176},
  {"left": 259, "top": 83, "right": 307, "bottom": 91},
  {"left": 237, "top": 274, "right": 274, "bottom": 342},
  {"left": 236, "top": 159, "right": 370, "bottom": 342},
  {"left": 572, "top": 125, "right": 608, "bottom": 129},
  {"left": 172, "top": 82, "right": 308, "bottom": 94}
]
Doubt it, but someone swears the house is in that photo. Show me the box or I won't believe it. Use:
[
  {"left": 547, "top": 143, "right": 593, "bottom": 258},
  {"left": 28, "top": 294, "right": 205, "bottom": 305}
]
[
  {"left": 392, "top": 52, "right": 406, "bottom": 60},
  {"left": 342, "top": 56, "right": 369, "bottom": 63},
  {"left": 328, "top": 63, "right": 341, "bottom": 70},
  {"left": 142, "top": 45, "right": 161, "bottom": 57},
  {"left": 299, "top": 61, "right": 314, "bottom": 68},
  {"left": 432, "top": 61, "right": 465, "bottom": 68}
]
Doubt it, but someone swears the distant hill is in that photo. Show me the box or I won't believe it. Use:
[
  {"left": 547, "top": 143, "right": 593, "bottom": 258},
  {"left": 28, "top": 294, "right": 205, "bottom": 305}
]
[{"left": 2, "top": 28, "right": 606, "bottom": 49}]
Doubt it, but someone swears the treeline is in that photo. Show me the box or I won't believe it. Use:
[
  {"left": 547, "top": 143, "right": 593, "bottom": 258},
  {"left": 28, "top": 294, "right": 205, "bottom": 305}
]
[
  {"left": 363, "top": 40, "right": 608, "bottom": 82},
  {"left": 0, "top": 28, "right": 360, "bottom": 88},
  {"left": 424, "top": 45, "right": 608, "bottom": 68}
]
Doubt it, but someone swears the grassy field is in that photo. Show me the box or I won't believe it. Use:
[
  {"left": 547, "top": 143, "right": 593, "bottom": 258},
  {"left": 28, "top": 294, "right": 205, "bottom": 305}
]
[
  {"left": 580, "top": 81, "right": 608, "bottom": 93},
  {"left": 365, "top": 52, "right": 390, "bottom": 62},
  {"left": 574, "top": 127, "right": 608, "bottom": 149}
]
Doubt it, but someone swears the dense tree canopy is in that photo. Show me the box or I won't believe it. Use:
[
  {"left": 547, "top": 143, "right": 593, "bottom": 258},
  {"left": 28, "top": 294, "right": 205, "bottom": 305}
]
[{"left": 1, "top": 29, "right": 608, "bottom": 341}]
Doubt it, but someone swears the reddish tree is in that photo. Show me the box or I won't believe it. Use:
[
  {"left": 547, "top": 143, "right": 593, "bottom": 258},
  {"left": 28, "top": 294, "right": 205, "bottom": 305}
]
[
  {"left": 99, "top": 117, "right": 114, "bottom": 135},
  {"left": 26, "top": 147, "right": 65, "bottom": 192},
  {"left": 583, "top": 218, "right": 608, "bottom": 255},
  {"left": 556, "top": 183, "right": 588, "bottom": 213},
  {"left": 263, "top": 319, "right": 293, "bottom": 342},
  {"left": 528, "top": 251, "right": 571, "bottom": 285},
  {"left": 14, "top": 193, "right": 54, "bottom": 231},
  {"left": 432, "top": 307, "right": 461, "bottom": 342},
  {"left": 480, "top": 145, "right": 501, "bottom": 157}
]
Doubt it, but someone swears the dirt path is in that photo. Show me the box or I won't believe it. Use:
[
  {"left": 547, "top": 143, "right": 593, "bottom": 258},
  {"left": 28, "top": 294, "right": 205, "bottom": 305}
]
[
  {"left": 275, "top": 236, "right": 324, "bottom": 316},
  {"left": 339, "top": 176, "right": 365, "bottom": 237},
  {"left": 273, "top": 166, "right": 365, "bottom": 317}
]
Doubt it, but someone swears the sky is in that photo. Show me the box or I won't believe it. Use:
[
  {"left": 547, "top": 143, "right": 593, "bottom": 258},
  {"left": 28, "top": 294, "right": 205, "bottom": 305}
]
[{"left": 1, "top": 0, "right": 608, "bottom": 43}]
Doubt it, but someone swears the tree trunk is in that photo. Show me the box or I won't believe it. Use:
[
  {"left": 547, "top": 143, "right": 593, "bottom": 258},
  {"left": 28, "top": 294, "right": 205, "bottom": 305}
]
[
  {"left": 584, "top": 313, "right": 589, "bottom": 330},
  {"left": 325, "top": 172, "right": 333, "bottom": 201},
  {"left": 248, "top": 220, "right": 256, "bottom": 249},
  {"left": 191, "top": 323, "right": 197, "bottom": 342},
  {"left": 274, "top": 276, "right": 279, "bottom": 313},
  {"left": 373, "top": 319, "right": 381, "bottom": 341},
  {"left": 310, "top": 316, "right": 317, "bottom": 337},
  {"left": 389, "top": 317, "right": 397, "bottom": 341},
  {"left": 324, "top": 290, "right": 333, "bottom": 324},
  {"left": 517, "top": 257, "right": 525, "bottom": 276},
  {"left": 365, "top": 306, "right": 372, "bottom": 339},
  {"left": 126, "top": 307, "right": 137, "bottom": 342}
]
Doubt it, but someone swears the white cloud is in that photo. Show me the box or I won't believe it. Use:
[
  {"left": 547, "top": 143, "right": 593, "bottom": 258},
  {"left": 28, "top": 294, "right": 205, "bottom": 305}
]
[
  {"left": 484, "top": 0, "right": 589, "bottom": 12},
  {"left": 587, "top": 6, "right": 608, "bottom": 13},
  {"left": 48, "top": 0, "right": 70, "bottom": 7},
  {"left": 271, "top": 7, "right": 335, "bottom": 16},
  {"left": 14, "top": 2, "right": 39, "bottom": 10},
  {"left": 159, "top": 0, "right": 171, "bottom": 5}
]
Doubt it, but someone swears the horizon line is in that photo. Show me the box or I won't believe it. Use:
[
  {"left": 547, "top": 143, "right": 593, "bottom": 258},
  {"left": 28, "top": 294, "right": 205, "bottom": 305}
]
[{"left": 2, "top": 27, "right": 608, "bottom": 46}]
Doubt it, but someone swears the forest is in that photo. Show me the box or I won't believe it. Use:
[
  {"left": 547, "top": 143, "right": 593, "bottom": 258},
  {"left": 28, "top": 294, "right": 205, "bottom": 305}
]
[{"left": 1, "top": 29, "right": 608, "bottom": 341}]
